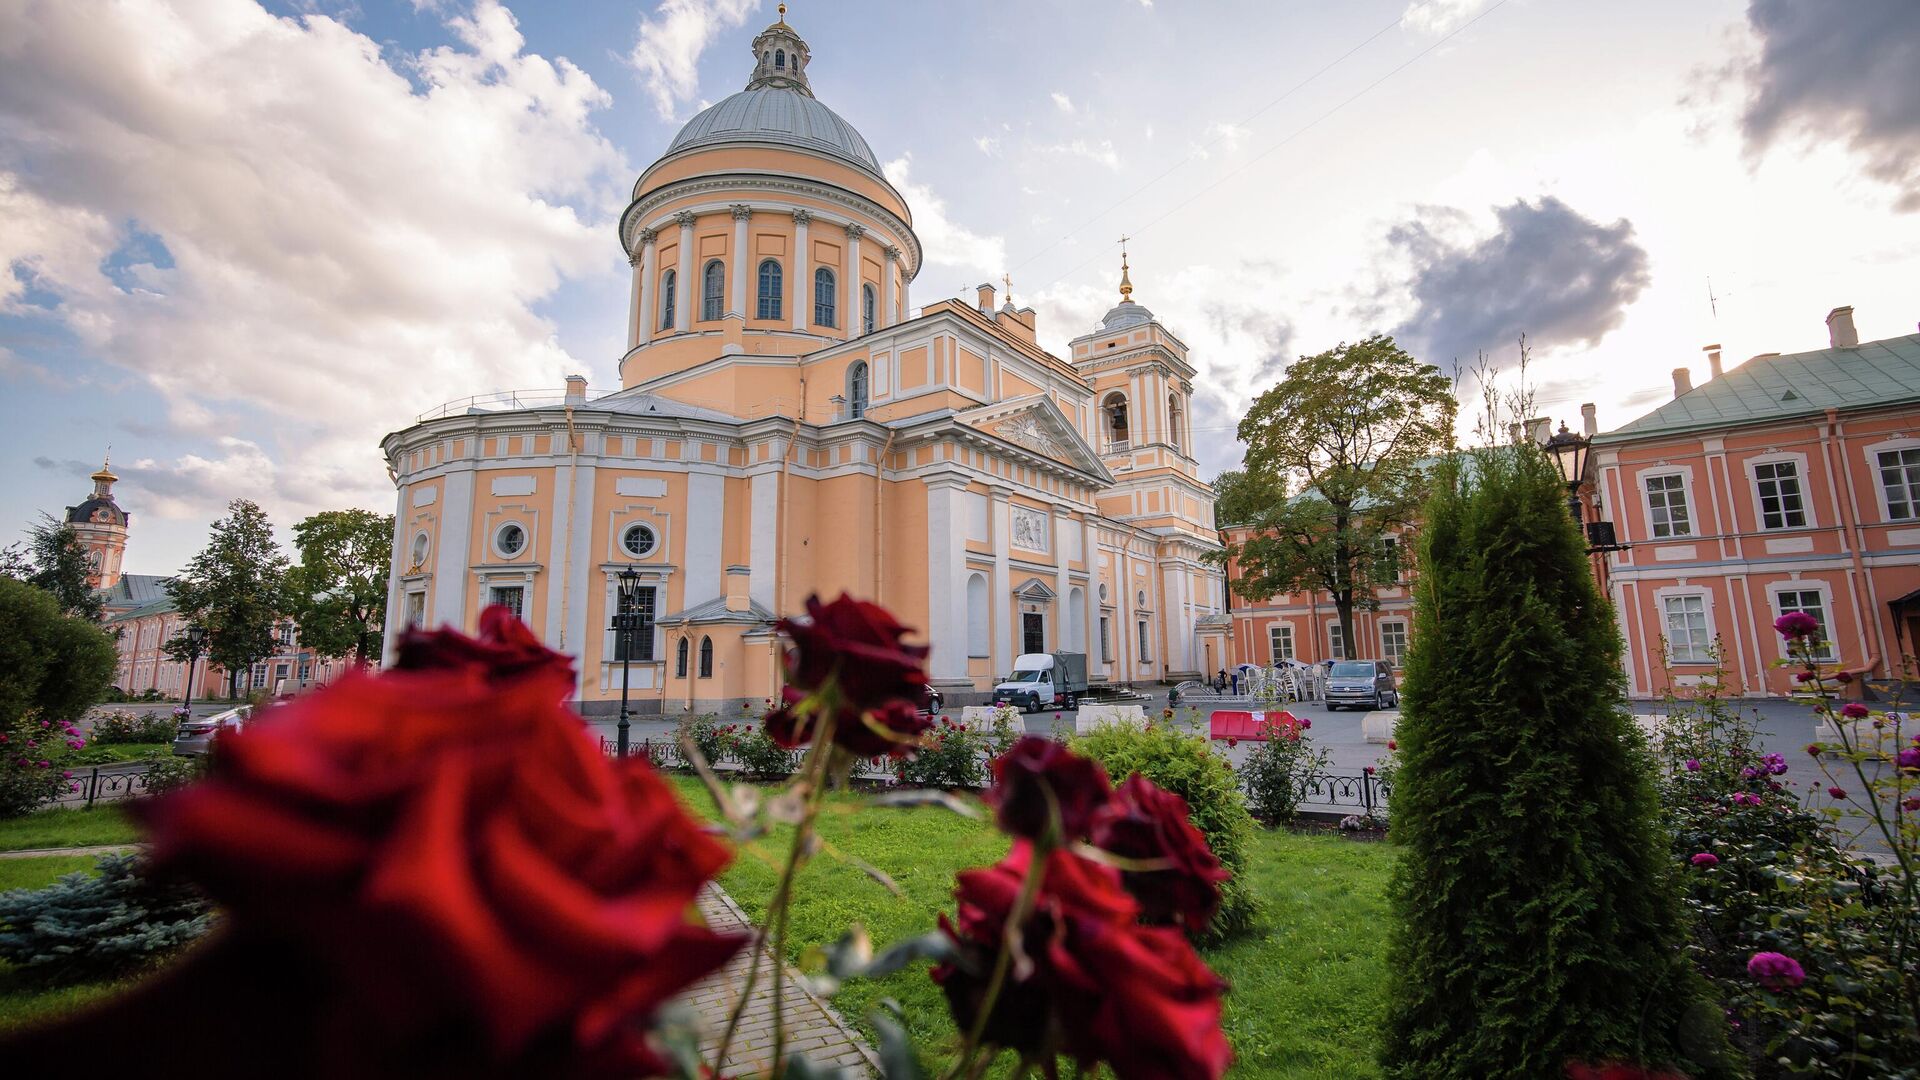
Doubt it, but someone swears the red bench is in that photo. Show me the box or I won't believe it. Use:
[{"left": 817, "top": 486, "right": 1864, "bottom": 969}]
[{"left": 1208, "top": 710, "right": 1301, "bottom": 742}]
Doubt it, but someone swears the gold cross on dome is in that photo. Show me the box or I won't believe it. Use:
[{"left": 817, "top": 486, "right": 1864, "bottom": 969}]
[{"left": 1002, "top": 272, "right": 1012, "bottom": 301}]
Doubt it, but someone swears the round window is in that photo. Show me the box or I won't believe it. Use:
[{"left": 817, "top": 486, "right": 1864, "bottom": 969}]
[
  {"left": 622, "top": 523, "right": 657, "bottom": 558},
  {"left": 1137, "top": 590, "right": 1147, "bottom": 608},
  {"left": 410, "top": 532, "right": 429, "bottom": 567},
  {"left": 1098, "top": 582, "right": 1109, "bottom": 602},
  {"left": 495, "top": 523, "right": 526, "bottom": 558}
]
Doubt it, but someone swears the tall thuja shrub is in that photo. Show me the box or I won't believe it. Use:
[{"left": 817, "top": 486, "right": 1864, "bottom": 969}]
[{"left": 1380, "top": 449, "right": 1734, "bottom": 1080}]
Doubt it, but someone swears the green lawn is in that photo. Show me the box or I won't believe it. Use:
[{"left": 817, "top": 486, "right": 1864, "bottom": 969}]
[
  {"left": 0, "top": 806, "right": 141, "bottom": 853},
  {"left": 664, "top": 774, "right": 1397, "bottom": 1079},
  {"left": 0, "top": 855, "right": 101, "bottom": 893},
  {"left": 72, "top": 742, "right": 173, "bottom": 765}
]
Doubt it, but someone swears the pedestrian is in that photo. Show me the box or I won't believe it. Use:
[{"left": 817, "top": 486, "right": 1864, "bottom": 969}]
[
  {"left": 1230, "top": 669, "right": 1240, "bottom": 696},
  {"left": 1216, "top": 668, "right": 1227, "bottom": 693}
]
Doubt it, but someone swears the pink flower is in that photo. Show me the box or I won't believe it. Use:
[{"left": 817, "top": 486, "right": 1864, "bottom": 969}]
[
  {"left": 1364, "top": 765, "right": 1376, "bottom": 775},
  {"left": 1902, "top": 797, "right": 1920, "bottom": 812},
  {"left": 1806, "top": 743, "right": 1823, "bottom": 757},
  {"left": 1827, "top": 786, "right": 1847, "bottom": 799},
  {"left": 1386, "top": 740, "right": 1398, "bottom": 751},
  {"left": 1840, "top": 702, "right": 1870, "bottom": 719},
  {"left": 1300, "top": 718, "right": 1311, "bottom": 730},
  {"left": 1897, "top": 748, "right": 1920, "bottom": 773},
  {"left": 1683, "top": 759, "right": 1701, "bottom": 771},
  {"left": 1834, "top": 670, "right": 1854, "bottom": 684},
  {"left": 61, "top": 770, "right": 72, "bottom": 779},
  {"left": 1773, "top": 612, "right": 1820, "bottom": 639},
  {"left": 1690, "top": 852, "right": 1719, "bottom": 867},
  {"left": 1747, "top": 951, "right": 1805, "bottom": 990}
]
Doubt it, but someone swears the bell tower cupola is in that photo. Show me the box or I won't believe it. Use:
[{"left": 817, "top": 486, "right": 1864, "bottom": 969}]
[
  {"left": 748, "top": 5, "right": 813, "bottom": 97},
  {"left": 64, "top": 451, "right": 130, "bottom": 590}
]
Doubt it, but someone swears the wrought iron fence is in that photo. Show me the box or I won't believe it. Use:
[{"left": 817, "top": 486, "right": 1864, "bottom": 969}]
[{"left": 66, "top": 765, "right": 159, "bottom": 808}]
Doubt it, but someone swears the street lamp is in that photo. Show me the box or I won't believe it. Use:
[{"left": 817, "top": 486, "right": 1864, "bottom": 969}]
[
  {"left": 1542, "top": 422, "right": 1590, "bottom": 522},
  {"left": 182, "top": 626, "right": 207, "bottom": 716},
  {"left": 613, "top": 566, "right": 642, "bottom": 759}
]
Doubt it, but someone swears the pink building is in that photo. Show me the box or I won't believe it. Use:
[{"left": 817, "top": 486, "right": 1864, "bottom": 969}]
[{"left": 1591, "top": 308, "right": 1920, "bottom": 698}]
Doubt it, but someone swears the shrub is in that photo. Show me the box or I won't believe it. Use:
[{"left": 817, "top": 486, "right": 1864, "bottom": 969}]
[
  {"left": 0, "top": 853, "right": 214, "bottom": 983},
  {"left": 1071, "top": 720, "right": 1259, "bottom": 942},
  {"left": 0, "top": 712, "right": 91, "bottom": 817},
  {"left": 674, "top": 713, "right": 731, "bottom": 767},
  {"left": 1237, "top": 718, "right": 1331, "bottom": 824},
  {"left": 1381, "top": 448, "right": 1735, "bottom": 1080},
  {"left": 142, "top": 754, "right": 208, "bottom": 797},
  {"left": 92, "top": 710, "right": 178, "bottom": 745},
  {"left": 896, "top": 715, "right": 990, "bottom": 788},
  {"left": 733, "top": 723, "right": 799, "bottom": 781},
  {"left": 0, "top": 579, "right": 117, "bottom": 726}
]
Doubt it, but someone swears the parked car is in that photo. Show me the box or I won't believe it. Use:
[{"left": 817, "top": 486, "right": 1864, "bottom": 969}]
[
  {"left": 1325, "top": 660, "right": 1400, "bottom": 711},
  {"left": 924, "top": 687, "right": 944, "bottom": 714},
  {"left": 171, "top": 705, "right": 253, "bottom": 755},
  {"left": 993, "top": 652, "right": 1089, "bottom": 712}
]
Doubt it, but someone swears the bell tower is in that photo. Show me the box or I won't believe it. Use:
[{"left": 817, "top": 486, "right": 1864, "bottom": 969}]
[
  {"left": 747, "top": 5, "right": 813, "bottom": 96},
  {"left": 65, "top": 454, "right": 130, "bottom": 590}
]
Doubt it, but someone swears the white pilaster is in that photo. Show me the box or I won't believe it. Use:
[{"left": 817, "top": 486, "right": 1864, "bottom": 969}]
[
  {"left": 432, "top": 467, "right": 475, "bottom": 630},
  {"left": 636, "top": 228, "right": 657, "bottom": 348},
  {"left": 1083, "top": 519, "right": 1098, "bottom": 661},
  {"left": 1052, "top": 504, "right": 1071, "bottom": 649},
  {"left": 565, "top": 462, "right": 597, "bottom": 693},
  {"left": 545, "top": 459, "right": 573, "bottom": 647},
  {"left": 791, "top": 209, "right": 811, "bottom": 331},
  {"left": 924, "top": 476, "right": 971, "bottom": 682},
  {"left": 675, "top": 211, "right": 696, "bottom": 329},
  {"left": 844, "top": 223, "right": 863, "bottom": 338},
  {"left": 990, "top": 489, "right": 1012, "bottom": 672},
  {"left": 685, "top": 471, "right": 725, "bottom": 609},
  {"left": 730, "top": 205, "right": 751, "bottom": 319},
  {"left": 381, "top": 482, "right": 408, "bottom": 667},
  {"left": 749, "top": 470, "right": 779, "bottom": 612},
  {"left": 626, "top": 253, "right": 644, "bottom": 350},
  {"left": 882, "top": 246, "right": 900, "bottom": 329}
]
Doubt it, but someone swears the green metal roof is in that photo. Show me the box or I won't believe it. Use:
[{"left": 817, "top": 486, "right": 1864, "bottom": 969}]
[{"left": 1594, "top": 333, "right": 1920, "bottom": 444}]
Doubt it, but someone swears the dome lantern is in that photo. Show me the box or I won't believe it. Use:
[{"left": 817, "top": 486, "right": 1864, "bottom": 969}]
[{"left": 748, "top": 5, "right": 813, "bottom": 97}]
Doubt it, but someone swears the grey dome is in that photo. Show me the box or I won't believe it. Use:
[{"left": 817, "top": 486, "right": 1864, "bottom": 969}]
[
  {"left": 666, "top": 88, "right": 882, "bottom": 177},
  {"left": 1099, "top": 299, "right": 1154, "bottom": 332}
]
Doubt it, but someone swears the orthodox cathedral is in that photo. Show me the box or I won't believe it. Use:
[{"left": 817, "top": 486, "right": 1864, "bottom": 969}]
[{"left": 379, "top": 10, "right": 1227, "bottom": 711}]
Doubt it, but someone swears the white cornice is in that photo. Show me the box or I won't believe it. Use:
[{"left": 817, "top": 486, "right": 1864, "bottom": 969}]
[{"left": 620, "top": 172, "right": 922, "bottom": 279}]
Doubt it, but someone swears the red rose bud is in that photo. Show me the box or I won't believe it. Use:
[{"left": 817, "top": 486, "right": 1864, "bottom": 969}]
[
  {"left": 1805, "top": 743, "right": 1822, "bottom": 757},
  {"left": 1827, "top": 786, "right": 1847, "bottom": 799},
  {"left": 1840, "top": 702, "right": 1869, "bottom": 719},
  {"left": 1834, "top": 670, "right": 1854, "bottom": 684},
  {"left": 1089, "top": 775, "right": 1232, "bottom": 933},
  {"left": 1386, "top": 740, "right": 1397, "bottom": 751},
  {"left": 4, "top": 618, "right": 742, "bottom": 1079},
  {"left": 933, "top": 843, "right": 1231, "bottom": 1080},
  {"left": 984, "top": 736, "right": 1111, "bottom": 842},
  {"left": 1794, "top": 671, "right": 1814, "bottom": 683}
]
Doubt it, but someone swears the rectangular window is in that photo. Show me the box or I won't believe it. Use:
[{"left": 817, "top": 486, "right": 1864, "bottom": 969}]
[
  {"left": 1662, "top": 594, "right": 1712, "bottom": 664},
  {"left": 1099, "top": 617, "right": 1111, "bottom": 662},
  {"left": 1775, "top": 589, "right": 1836, "bottom": 662},
  {"left": 1268, "top": 624, "right": 1294, "bottom": 662},
  {"left": 1645, "top": 474, "right": 1692, "bottom": 538},
  {"left": 1137, "top": 619, "right": 1151, "bottom": 662},
  {"left": 298, "top": 661, "right": 312, "bottom": 682},
  {"left": 1754, "top": 461, "right": 1807, "bottom": 530},
  {"left": 488, "top": 585, "right": 525, "bottom": 618},
  {"left": 404, "top": 592, "right": 426, "bottom": 629},
  {"left": 1378, "top": 536, "right": 1401, "bottom": 582},
  {"left": 1328, "top": 624, "right": 1346, "bottom": 660},
  {"left": 613, "top": 586, "right": 657, "bottom": 662},
  {"left": 1381, "top": 622, "right": 1408, "bottom": 667},
  {"left": 1879, "top": 448, "right": 1920, "bottom": 521},
  {"left": 251, "top": 663, "right": 268, "bottom": 685}
]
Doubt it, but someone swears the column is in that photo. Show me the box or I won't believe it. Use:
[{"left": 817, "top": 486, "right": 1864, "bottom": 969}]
[
  {"left": 636, "top": 228, "right": 657, "bottom": 348},
  {"left": 564, "top": 460, "right": 597, "bottom": 693},
  {"left": 749, "top": 469, "right": 779, "bottom": 612},
  {"left": 790, "top": 209, "right": 811, "bottom": 331},
  {"left": 924, "top": 476, "right": 971, "bottom": 683},
  {"left": 882, "top": 245, "right": 900, "bottom": 329},
  {"left": 625, "top": 251, "right": 644, "bottom": 350},
  {"left": 1052, "top": 504, "right": 1071, "bottom": 649},
  {"left": 843, "top": 223, "right": 864, "bottom": 338},
  {"left": 381, "top": 483, "right": 408, "bottom": 667},
  {"left": 431, "top": 467, "right": 475, "bottom": 630},
  {"left": 674, "top": 211, "right": 696, "bottom": 329},
  {"left": 730, "top": 205, "right": 751, "bottom": 319},
  {"left": 990, "top": 488, "right": 1012, "bottom": 673},
  {"left": 1083, "top": 519, "right": 1099, "bottom": 662}
]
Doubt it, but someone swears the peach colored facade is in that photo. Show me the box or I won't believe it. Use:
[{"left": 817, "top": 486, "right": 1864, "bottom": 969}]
[
  {"left": 379, "top": 15, "right": 1225, "bottom": 713},
  {"left": 1593, "top": 318, "right": 1920, "bottom": 698},
  {"left": 1218, "top": 537, "right": 1417, "bottom": 676}
]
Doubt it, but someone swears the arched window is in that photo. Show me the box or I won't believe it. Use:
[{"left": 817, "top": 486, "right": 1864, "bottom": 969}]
[
  {"left": 775, "top": 49, "right": 786, "bottom": 69},
  {"left": 756, "top": 259, "right": 783, "bottom": 319},
  {"left": 701, "top": 259, "right": 725, "bottom": 321},
  {"left": 698, "top": 636, "right": 714, "bottom": 678},
  {"left": 966, "top": 573, "right": 990, "bottom": 657},
  {"left": 675, "top": 637, "right": 689, "bottom": 678},
  {"left": 1102, "top": 392, "right": 1129, "bottom": 449},
  {"left": 847, "top": 361, "right": 869, "bottom": 419},
  {"left": 813, "top": 267, "right": 836, "bottom": 327},
  {"left": 861, "top": 283, "right": 877, "bottom": 334},
  {"left": 658, "top": 268, "right": 676, "bottom": 330},
  {"left": 1168, "top": 394, "right": 1183, "bottom": 450}
]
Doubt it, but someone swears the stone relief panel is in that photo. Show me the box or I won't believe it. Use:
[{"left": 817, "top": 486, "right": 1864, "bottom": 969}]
[{"left": 1010, "top": 505, "right": 1049, "bottom": 553}]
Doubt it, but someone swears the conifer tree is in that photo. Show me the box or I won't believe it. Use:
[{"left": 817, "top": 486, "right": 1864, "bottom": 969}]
[{"left": 1380, "top": 448, "right": 1733, "bottom": 1080}]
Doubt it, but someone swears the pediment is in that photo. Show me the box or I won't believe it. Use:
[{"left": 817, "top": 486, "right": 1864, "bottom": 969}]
[{"left": 958, "top": 395, "right": 1113, "bottom": 482}]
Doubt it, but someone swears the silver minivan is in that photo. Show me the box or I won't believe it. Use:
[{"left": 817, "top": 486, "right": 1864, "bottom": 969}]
[{"left": 1325, "top": 660, "right": 1400, "bottom": 711}]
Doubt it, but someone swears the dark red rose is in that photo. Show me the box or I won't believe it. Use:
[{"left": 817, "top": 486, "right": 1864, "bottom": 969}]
[
  {"left": 984, "top": 736, "right": 1112, "bottom": 841},
  {"left": 3, "top": 619, "right": 741, "bottom": 1079},
  {"left": 764, "top": 690, "right": 930, "bottom": 758},
  {"left": 933, "top": 843, "right": 1231, "bottom": 1080},
  {"left": 1566, "top": 1064, "right": 1692, "bottom": 1080},
  {"left": 1090, "top": 775, "right": 1231, "bottom": 933},
  {"left": 770, "top": 594, "right": 932, "bottom": 754},
  {"left": 394, "top": 604, "right": 576, "bottom": 691}
]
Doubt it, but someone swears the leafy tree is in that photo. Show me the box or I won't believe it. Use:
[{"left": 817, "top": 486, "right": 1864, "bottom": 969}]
[
  {"left": 12, "top": 515, "right": 106, "bottom": 621},
  {"left": 1379, "top": 447, "right": 1735, "bottom": 1080},
  {"left": 1213, "top": 335, "right": 1454, "bottom": 653},
  {"left": 282, "top": 508, "right": 394, "bottom": 667},
  {"left": 0, "top": 543, "right": 31, "bottom": 580},
  {"left": 0, "top": 578, "right": 117, "bottom": 725},
  {"left": 164, "top": 500, "right": 289, "bottom": 699}
]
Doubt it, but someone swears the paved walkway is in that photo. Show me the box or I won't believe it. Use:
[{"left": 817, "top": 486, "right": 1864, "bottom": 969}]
[
  {"left": 0, "top": 843, "right": 138, "bottom": 859},
  {"left": 682, "top": 884, "right": 879, "bottom": 1077}
]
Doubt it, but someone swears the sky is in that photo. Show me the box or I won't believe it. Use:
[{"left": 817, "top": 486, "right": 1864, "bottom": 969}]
[{"left": 3, "top": 0, "right": 1918, "bottom": 575}]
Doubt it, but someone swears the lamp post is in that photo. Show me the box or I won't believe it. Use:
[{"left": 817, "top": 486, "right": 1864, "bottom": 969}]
[
  {"left": 613, "top": 567, "right": 641, "bottom": 759},
  {"left": 181, "top": 626, "right": 207, "bottom": 717},
  {"left": 1542, "top": 422, "right": 1591, "bottom": 522}
]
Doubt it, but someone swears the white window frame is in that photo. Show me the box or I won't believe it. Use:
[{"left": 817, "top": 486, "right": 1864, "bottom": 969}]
[
  {"left": 1136, "top": 618, "right": 1151, "bottom": 662},
  {"left": 492, "top": 521, "right": 529, "bottom": 561},
  {"left": 602, "top": 581, "right": 659, "bottom": 662},
  {"left": 1655, "top": 587, "right": 1714, "bottom": 665},
  {"left": 1770, "top": 583, "right": 1839, "bottom": 663},
  {"left": 1327, "top": 623, "right": 1346, "bottom": 660},
  {"left": 1099, "top": 616, "right": 1111, "bottom": 662},
  {"left": 488, "top": 583, "right": 527, "bottom": 619},
  {"left": 621, "top": 522, "right": 658, "bottom": 558},
  {"left": 403, "top": 590, "right": 427, "bottom": 630},
  {"left": 1380, "top": 620, "right": 1409, "bottom": 668},
  {"left": 1865, "top": 438, "right": 1920, "bottom": 523},
  {"left": 409, "top": 531, "right": 430, "bottom": 570},
  {"left": 1745, "top": 452, "right": 1813, "bottom": 531},
  {"left": 1639, "top": 467, "right": 1696, "bottom": 540},
  {"left": 966, "top": 572, "right": 990, "bottom": 658},
  {"left": 1268, "top": 623, "right": 1294, "bottom": 662}
]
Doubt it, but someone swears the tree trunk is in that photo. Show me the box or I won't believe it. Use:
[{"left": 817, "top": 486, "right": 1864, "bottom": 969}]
[{"left": 1334, "top": 594, "right": 1355, "bottom": 661}]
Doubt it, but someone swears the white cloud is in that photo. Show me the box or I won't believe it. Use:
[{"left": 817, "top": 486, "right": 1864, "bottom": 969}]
[
  {"left": 626, "top": 0, "right": 760, "bottom": 120},
  {"left": 882, "top": 155, "right": 1006, "bottom": 292},
  {"left": 974, "top": 135, "right": 1002, "bottom": 156},
  {"left": 1040, "top": 139, "right": 1123, "bottom": 171},
  {"left": 1051, "top": 91, "right": 1077, "bottom": 115},
  {"left": 1402, "top": 0, "right": 1492, "bottom": 37},
  {"left": 0, "top": 0, "right": 627, "bottom": 521}
]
